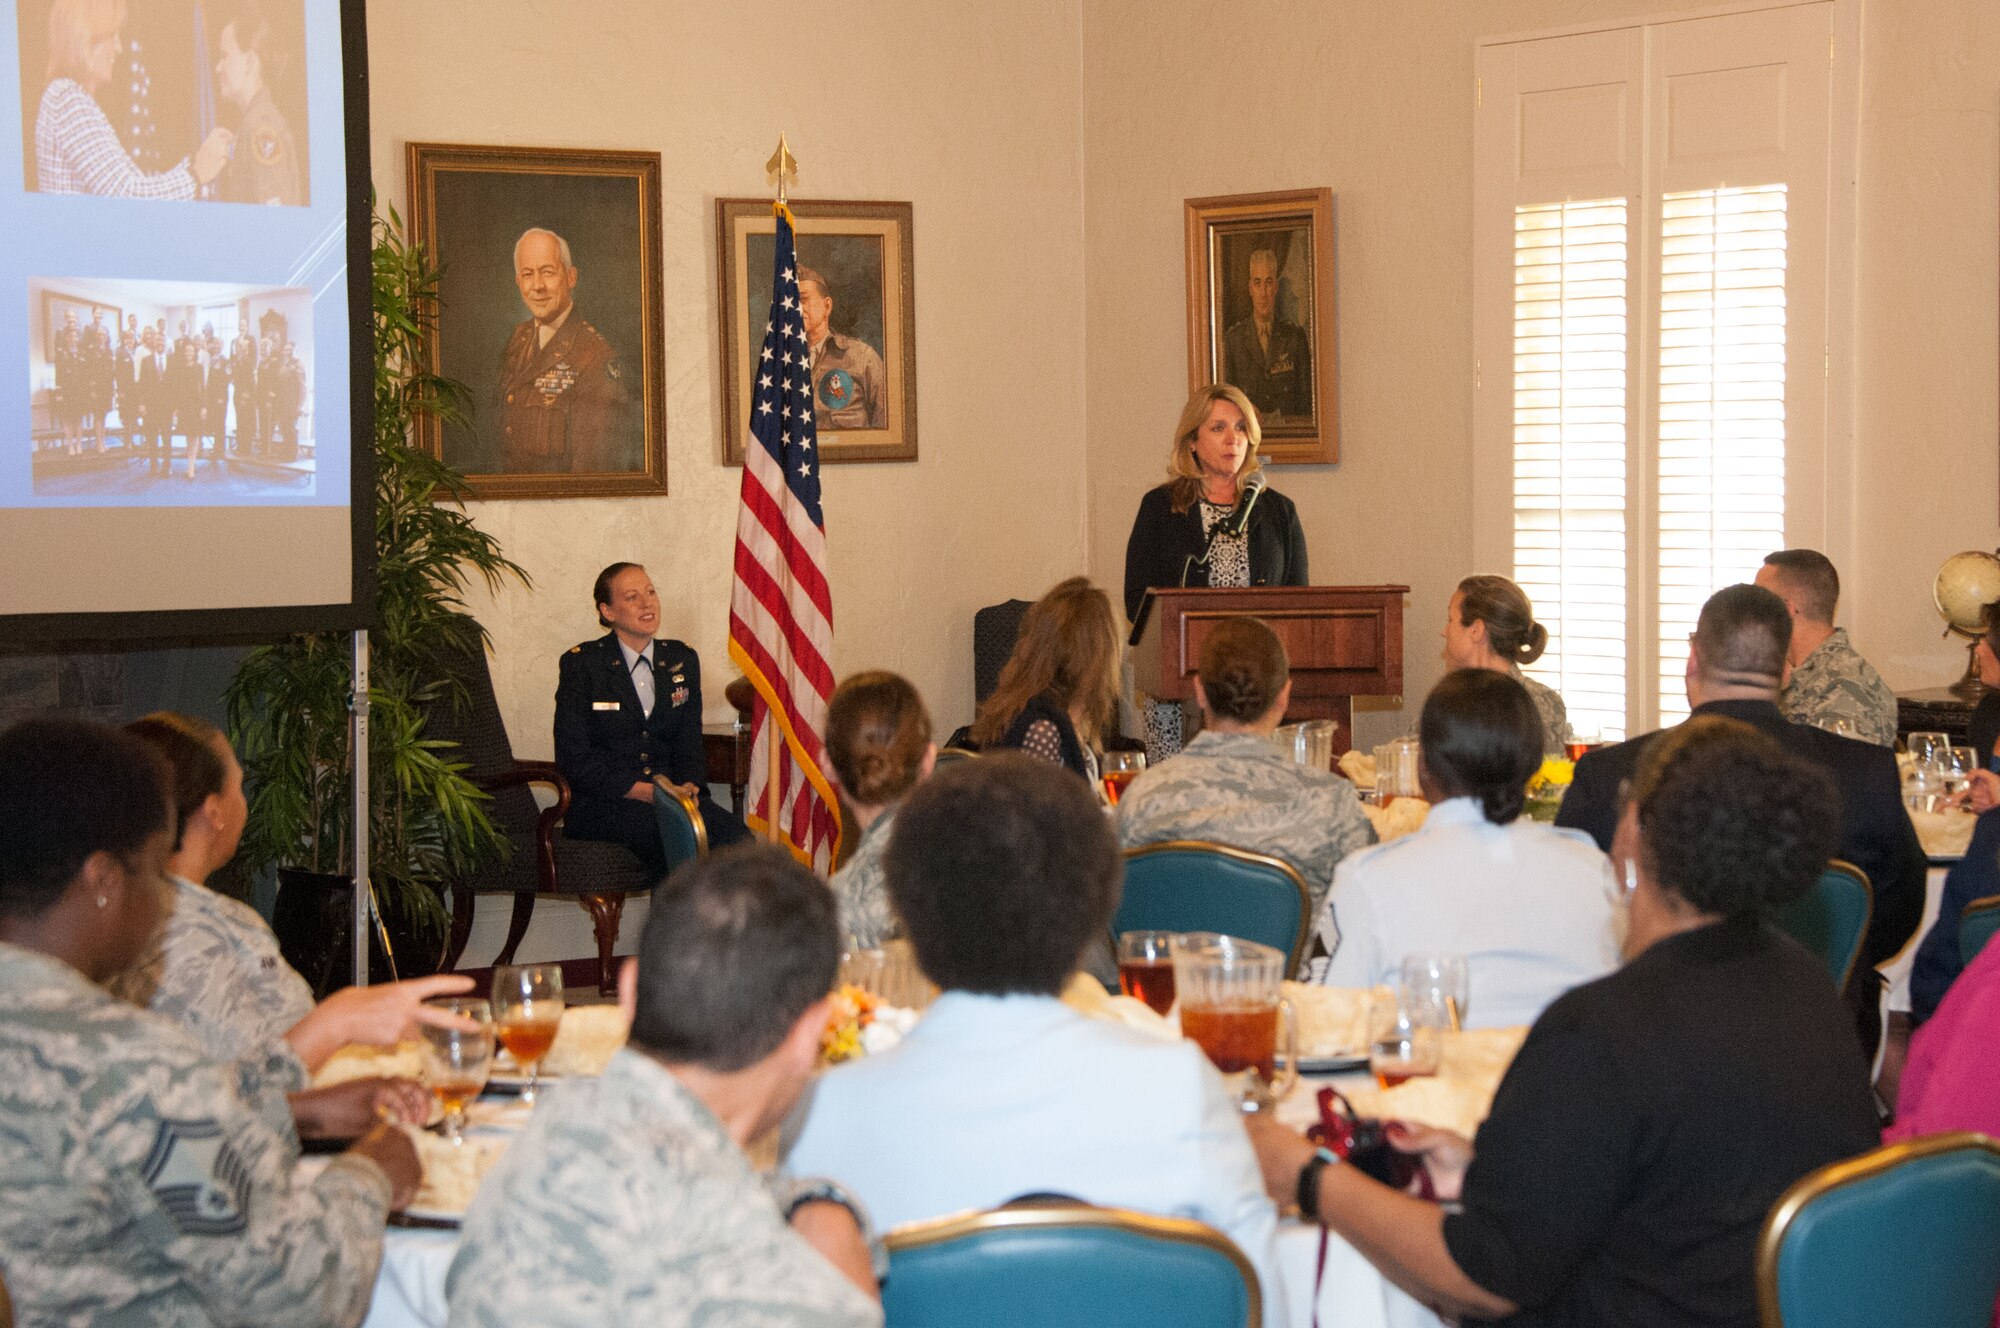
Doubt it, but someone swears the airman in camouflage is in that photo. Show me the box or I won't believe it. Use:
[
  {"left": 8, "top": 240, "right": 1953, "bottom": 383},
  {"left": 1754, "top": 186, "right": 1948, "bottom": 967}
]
[
  {"left": 446, "top": 1047, "right": 882, "bottom": 1328},
  {"left": 1780, "top": 626, "right": 1898, "bottom": 747},
  {"left": 828, "top": 808, "right": 900, "bottom": 951},
  {"left": 0, "top": 941, "right": 393, "bottom": 1326},
  {"left": 1757, "top": 550, "right": 1899, "bottom": 747},
  {"left": 108, "top": 874, "right": 317, "bottom": 1089},
  {"left": 1115, "top": 729, "right": 1378, "bottom": 922},
  {"left": 1519, "top": 671, "right": 1571, "bottom": 757}
]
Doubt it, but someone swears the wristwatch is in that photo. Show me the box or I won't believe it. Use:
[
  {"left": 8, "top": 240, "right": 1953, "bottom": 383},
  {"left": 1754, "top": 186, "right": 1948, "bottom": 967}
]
[{"left": 1295, "top": 1146, "right": 1340, "bottom": 1221}]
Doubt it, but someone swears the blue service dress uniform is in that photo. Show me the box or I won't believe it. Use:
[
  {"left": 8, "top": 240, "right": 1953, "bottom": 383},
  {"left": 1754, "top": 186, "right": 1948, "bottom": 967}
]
[{"left": 553, "top": 634, "right": 748, "bottom": 869}]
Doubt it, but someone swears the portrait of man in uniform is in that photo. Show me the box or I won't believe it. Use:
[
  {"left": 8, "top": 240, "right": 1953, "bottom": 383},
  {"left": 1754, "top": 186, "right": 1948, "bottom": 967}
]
[
  {"left": 1186, "top": 188, "right": 1337, "bottom": 464},
  {"left": 413, "top": 143, "right": 667, "bottom": 498},
  {"left": 1219, "top": 243, "right": 1312, "bottom": 423},
  {"left": 493, "top": 227, "right": 632, "bottom": 475},
  {"left": 720, "top": 198, "right": 918, "bottom": 464}
]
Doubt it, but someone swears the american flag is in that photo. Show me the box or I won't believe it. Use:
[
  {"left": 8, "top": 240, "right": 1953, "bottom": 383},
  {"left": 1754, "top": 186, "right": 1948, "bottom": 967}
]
[{"left": 728, "top": 206, "right": 841, "bottom": 871}]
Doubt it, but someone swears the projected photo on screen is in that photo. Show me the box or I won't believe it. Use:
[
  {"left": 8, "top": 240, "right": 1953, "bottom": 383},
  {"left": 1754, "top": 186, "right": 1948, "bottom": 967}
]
[
  {"left": 17, "top": 0, "right": 309, "bottom": 205},
  {"left": 0, "top": 0, "right": 362, "bottom": 635},
  {"left": 28, "top": 276, "right": 314, "bottom": 496}
]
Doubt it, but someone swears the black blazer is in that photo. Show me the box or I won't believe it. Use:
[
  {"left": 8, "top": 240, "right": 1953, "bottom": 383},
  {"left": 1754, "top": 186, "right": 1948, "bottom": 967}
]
[
  {"left": 992, "top": 692, "right": 1092, "bottom": 781},
  {"left": 553, "top": 633, "right": 707, "bottom": 803},
  {"left": 1555, "top": 698, "right": 1927, "bottom": 975},
  {"left": 1122, "top": 481, "right": 1309, "bottom": 624}
]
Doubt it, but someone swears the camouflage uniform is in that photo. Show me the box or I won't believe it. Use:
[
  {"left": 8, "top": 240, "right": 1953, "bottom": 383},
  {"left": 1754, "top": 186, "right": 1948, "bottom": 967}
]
[
  {"left": 446, "top": 1047, "right": 882, "bottom": 1327},
  {"left": 108, "top": 874, "right": 316, "bottom": 1091},
  {"left": 829, "top": 809, "right": 900, "bottom": 950},
  {"left": 0, "top": 941, "right": 392, "bottom": 1326},
  {"left": 1115, "top": 729, "right": 1377, "bottom": 922},
  {"left": 1781, "top": 627, "right": 1899, "bottom": 747},
  {"left": 1518, "top": 671, "right": 1570, "bottom": 757}
]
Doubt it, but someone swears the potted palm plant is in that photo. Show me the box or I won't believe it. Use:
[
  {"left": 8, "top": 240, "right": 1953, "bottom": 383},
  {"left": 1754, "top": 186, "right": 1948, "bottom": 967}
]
[{"left": 226, "top": 203, "right": 528, "bottom": 991}]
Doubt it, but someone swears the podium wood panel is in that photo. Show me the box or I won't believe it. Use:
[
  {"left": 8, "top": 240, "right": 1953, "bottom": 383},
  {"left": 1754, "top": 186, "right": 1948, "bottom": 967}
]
[{"left": 1130, "top": 586, "right": 1409, "bottom": 751}]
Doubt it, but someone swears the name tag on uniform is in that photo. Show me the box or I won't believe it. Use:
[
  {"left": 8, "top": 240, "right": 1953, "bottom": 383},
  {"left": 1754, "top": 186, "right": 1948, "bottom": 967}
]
[{"left": 592, "top": 701, "right": 621, "bottom": 711}]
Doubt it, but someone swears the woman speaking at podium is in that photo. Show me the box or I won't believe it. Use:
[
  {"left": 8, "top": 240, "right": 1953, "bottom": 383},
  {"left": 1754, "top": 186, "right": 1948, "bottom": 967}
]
[{"left": 1123, "top": 383, "right": 1308, "bottom": 759}]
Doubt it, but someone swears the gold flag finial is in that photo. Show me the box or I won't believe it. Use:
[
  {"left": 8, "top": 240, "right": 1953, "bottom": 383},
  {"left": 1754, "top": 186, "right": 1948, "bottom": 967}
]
[{"left": 766, "top": 133, "right": 798, "bottom": 206}]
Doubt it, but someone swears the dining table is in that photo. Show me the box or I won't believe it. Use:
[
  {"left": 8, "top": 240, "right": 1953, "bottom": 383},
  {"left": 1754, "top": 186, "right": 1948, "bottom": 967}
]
[{"left": 350, "top": 1065, "right": 1449, "bottom": 1328}]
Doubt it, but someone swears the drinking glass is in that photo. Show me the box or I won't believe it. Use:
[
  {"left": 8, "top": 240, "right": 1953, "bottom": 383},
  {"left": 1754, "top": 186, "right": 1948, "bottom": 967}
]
[
  {"left": 1116, "top": 930, "right": 1177, "bottom": 1015},
  {"left": 491, "top": 964, "right": 564, "bottom": 1105},
  {"left": 419, "top": 997, "right": 494, "bottom": 1144},
  {"left": 1400, "top": 952, "right": 1470, "bottom": 1031},
  {"left": 1907, "top": 732, "right": 1950, "bottom": 770},
  {"left": 1367, "top": 989, "right": 1443, "bottom": 1089},
  {"left": 1172, "top": 933, "right": 1298, "bottom": 1113},
  {"left": 1101, "top": 751, "right": 1146, "bottom": 806},
  {"left": 1374, "top": 737, "right": 1422, "bottom": 800},
  {"left": 1562, "top": 726, "right": 1598, "bottom": 763},
  {"left": 1946, "top": 746, "right": 1978, "bottom": 802}
]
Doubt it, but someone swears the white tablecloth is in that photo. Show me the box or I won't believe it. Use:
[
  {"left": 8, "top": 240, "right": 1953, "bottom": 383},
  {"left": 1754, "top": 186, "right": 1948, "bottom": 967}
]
[
  {"left": 358, "top": 1072, "right": 1444, "bottom": 1328},
  {"left": 1880, "top": 865, "right": 1951, "bottom": 1014}
]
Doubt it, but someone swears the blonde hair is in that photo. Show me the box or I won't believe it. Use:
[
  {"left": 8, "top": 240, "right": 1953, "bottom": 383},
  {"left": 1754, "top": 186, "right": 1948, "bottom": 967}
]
[
  {"left": 826, "top": 671, "right": 931, "bottom": 808},
  {"left": 47, "top": 0, "right": 125, "bottom": 85},
  {"left": 970, "top": 577, "right": 1122, "bottom": 750},
  {"left": 1166, "top": 383, "right": 1263, "bottom": 514}
]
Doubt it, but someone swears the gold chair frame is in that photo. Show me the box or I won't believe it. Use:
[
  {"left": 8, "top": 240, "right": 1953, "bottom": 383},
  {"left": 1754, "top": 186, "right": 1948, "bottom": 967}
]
[
  {"left": 1122, "top": 840, "right": 1313, "bottom": 976},
  {"left": 650, "top": 776, "right": 711, "bottom": 859},
  {"left": 1817, "top": 859, "right": 1872, "bottom": 993},
  {"left": 1960, "top": 893, "right": 2000, "bottom": 964},
  {"left": 886, "top": 1199, "right": 1262, "bottom": 1328},
  {"left": 1755, "top": 1130, "right": 2000, "bottom": 1327}
]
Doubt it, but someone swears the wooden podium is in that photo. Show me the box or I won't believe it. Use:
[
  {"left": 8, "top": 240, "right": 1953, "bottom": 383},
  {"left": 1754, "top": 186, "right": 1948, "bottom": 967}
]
[{"left": 1130, "top": 585, "right": 1409, "bottom": 755}]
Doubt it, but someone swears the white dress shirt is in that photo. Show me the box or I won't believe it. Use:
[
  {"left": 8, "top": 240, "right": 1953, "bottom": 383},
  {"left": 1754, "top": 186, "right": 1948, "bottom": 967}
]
[
  {"left": 617, "top": 636, "right": 655, "bottom": 717},
  {"left": 786, "top": 991, "right": 1283, "bottom": 1313},
  {"left": 1318, "top": 796, "right": 1621, "bottom": 1029}
]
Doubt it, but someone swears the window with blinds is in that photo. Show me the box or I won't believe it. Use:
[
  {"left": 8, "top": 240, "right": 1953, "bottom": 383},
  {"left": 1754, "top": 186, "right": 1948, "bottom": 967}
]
[
  {"left": 1655, "top": 184, "right": 1789, "bottom": 725},
  {"left": 1513, "top": 199, "right": 1630, "bottom": 742}
]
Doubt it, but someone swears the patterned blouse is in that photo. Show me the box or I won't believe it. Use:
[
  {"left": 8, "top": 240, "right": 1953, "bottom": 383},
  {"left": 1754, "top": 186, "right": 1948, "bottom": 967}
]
[
  {"left": 1198, "top": 500, "right": 1251, "bottom": 589},
  {"left": 34, "top": 79, "right": 196, "bottom": 199}
]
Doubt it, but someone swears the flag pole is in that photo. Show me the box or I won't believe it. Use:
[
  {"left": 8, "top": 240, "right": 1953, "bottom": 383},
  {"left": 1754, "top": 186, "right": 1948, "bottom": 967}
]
[{"left": 760, "top": 131, "right": 798, "bottom": 847}]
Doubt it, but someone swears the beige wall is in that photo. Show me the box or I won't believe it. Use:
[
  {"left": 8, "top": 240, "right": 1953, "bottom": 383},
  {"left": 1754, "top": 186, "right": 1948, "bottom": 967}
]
[
  {"left": 367, "top": 0, "right": 1999, "bottom": 759},
  {"left": 365, "top": 0, "right": 1089, "bottom": 756},
  {"left": 1082, "top": 0, "right": 2000, "bottom": 751}
]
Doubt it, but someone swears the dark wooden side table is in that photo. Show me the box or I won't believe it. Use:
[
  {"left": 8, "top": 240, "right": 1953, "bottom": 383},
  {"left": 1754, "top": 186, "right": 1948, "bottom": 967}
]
[
  {"left": 1895, "top": 687, "right": 1977, "bottom": 745},
  {"left": 702, "top": 678, "right": 756, "bottom": 813}
]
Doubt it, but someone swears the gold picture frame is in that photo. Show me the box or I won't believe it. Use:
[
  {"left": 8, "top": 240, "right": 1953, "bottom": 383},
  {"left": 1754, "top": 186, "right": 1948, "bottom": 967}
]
[
  {"left": 1185, "top": 187, "right": 1338, "bottom": 466},
  {"left": 407, "top": 142, "right": 668, "bottom": 499},
  {"left": 716, "top": 197, "right": 918, "bottom": 465}
]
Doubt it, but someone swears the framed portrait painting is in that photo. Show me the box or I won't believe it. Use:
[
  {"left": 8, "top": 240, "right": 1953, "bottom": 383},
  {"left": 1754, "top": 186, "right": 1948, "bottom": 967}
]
[
  {"left": 716, "top": 198, "right": 917, "bottom": 464},
  {"left": 407, "top": 142, "right": 667, "bottom": 499},
  {"left": 1185, "top": 188, "right": 1337, "bottom": 465}
]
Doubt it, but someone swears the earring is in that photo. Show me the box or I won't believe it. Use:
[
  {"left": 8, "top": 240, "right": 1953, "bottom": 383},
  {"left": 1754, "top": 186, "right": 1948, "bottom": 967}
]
[
  {"left": 1623, "top": 859, "right": 1639, "bottom": 897},
  {"left": 96, "top": 894, "right": 109, "bottom": 909}
]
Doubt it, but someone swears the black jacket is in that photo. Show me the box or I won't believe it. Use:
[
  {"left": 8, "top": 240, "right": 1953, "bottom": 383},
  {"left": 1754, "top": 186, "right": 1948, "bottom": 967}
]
[
  {"left": 1555, "top": 698, "right": 1927, "bottom": 978},
  {"left": 1122, "top": 481, "right": 1309, "bottom": 624},
  {"left": 553, "top": 633, "right": 707, "bottom": 802},
  {"left": 992, "top": 692, "right": 1092, "bottom": 781}
]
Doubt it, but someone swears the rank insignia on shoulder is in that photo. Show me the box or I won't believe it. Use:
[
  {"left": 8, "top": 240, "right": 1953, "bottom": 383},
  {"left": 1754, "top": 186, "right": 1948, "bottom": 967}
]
[
  {"left": 141, "top": 1118, "right": 248, "bottom": 1236},
  {"left": 567, "top": 645, "right": 582, "bottom": 654}
]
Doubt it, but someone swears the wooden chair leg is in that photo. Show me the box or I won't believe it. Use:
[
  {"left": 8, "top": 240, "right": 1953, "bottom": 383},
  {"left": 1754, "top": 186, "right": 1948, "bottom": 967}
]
[
  {"left": 496, "top": 891, "right": 535, "bottom": 967},
  {"left": 581, "top": 892, "right": 627, "bottom": 996},
  {"left": 442, "top": 881, "right": 475, "bottom": 973}
]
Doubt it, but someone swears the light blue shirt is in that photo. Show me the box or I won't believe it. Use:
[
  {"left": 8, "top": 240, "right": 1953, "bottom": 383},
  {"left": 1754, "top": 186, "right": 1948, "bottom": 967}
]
[
  {"left": 1318, "top": 797, "right": 1621, "bottom": 1029},
  {"left": 786, "top": 991, "right": 1282, "bottom": 1313}
]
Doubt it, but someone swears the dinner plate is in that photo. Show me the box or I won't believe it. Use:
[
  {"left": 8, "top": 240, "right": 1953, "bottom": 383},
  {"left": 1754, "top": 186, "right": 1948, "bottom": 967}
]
[{"left": 1299, "top": 1053, "right": 1370, "bottom": 1075}]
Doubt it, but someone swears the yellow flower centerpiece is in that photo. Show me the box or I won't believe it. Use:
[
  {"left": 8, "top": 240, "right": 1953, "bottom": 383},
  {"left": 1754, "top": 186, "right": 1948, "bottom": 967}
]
[
  {"left": 1524, "top": 756, "right": 1575, "bottom": 823},
  {"left": 820, "top": 984, "right": 882, "bottom": 1065}
]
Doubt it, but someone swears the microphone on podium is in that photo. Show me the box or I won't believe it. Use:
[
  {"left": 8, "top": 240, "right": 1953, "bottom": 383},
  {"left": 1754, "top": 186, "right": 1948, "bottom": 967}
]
[{"left": 1221, "top": 471, "right": 1268, "bottom": 538}]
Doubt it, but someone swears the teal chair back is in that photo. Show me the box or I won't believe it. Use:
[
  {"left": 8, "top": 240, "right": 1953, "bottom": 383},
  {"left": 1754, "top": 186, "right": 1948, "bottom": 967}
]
[
  {"left": 650, "top": 778, "right": 709, "bottom": 875},
  {"left": 1772, "top": 861, "right": 1871, "bottom": 990},
  {"left": 1960, "top": 894, "right": 2000, "bottom": 968},
  {"left": 1115, "top": 841, "right": 1311, "bottom": 975},
  {"left": 884, "top": 1201, "right": 1259, "bottom": 1328},
  {"left": 1759, "top": 1132, "right": 2000, "bottom": 1327}
]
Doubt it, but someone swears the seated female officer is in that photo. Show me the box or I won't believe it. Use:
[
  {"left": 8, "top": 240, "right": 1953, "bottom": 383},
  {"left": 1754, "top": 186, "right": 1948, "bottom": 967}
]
[{"left": 555, "top": 562, "right": 748, "bottom": 870}]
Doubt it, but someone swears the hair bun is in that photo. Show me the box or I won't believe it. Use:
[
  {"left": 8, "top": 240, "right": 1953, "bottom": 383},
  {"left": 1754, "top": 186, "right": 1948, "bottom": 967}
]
[{"left": 1518, "top": 621, "right": 1549, "bottom": 666}]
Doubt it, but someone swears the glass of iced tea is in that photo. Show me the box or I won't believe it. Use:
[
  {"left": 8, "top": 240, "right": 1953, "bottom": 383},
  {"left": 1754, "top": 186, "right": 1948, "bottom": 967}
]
[
  {"left": 1563, "top": 726, "right": 1598, "bottom": 763},
  {"left": 1172, "top": 933, "right": 1298, "bottom": 1112},
  {"left": 491, "top": 963, "right": 565, "bottom": 1105},
  {"left": 419, "top": 997, "right": 494, "bottom": 1144},
  {"left": 1367, "top": 988, "right": 1443, "bottom": 1089},
  {"left": 1101, "top": 750, "right": 1146, "bottom": 806},
  {"left": 1116, "top": 930, "right": 1178, "bottom": 1015}
]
